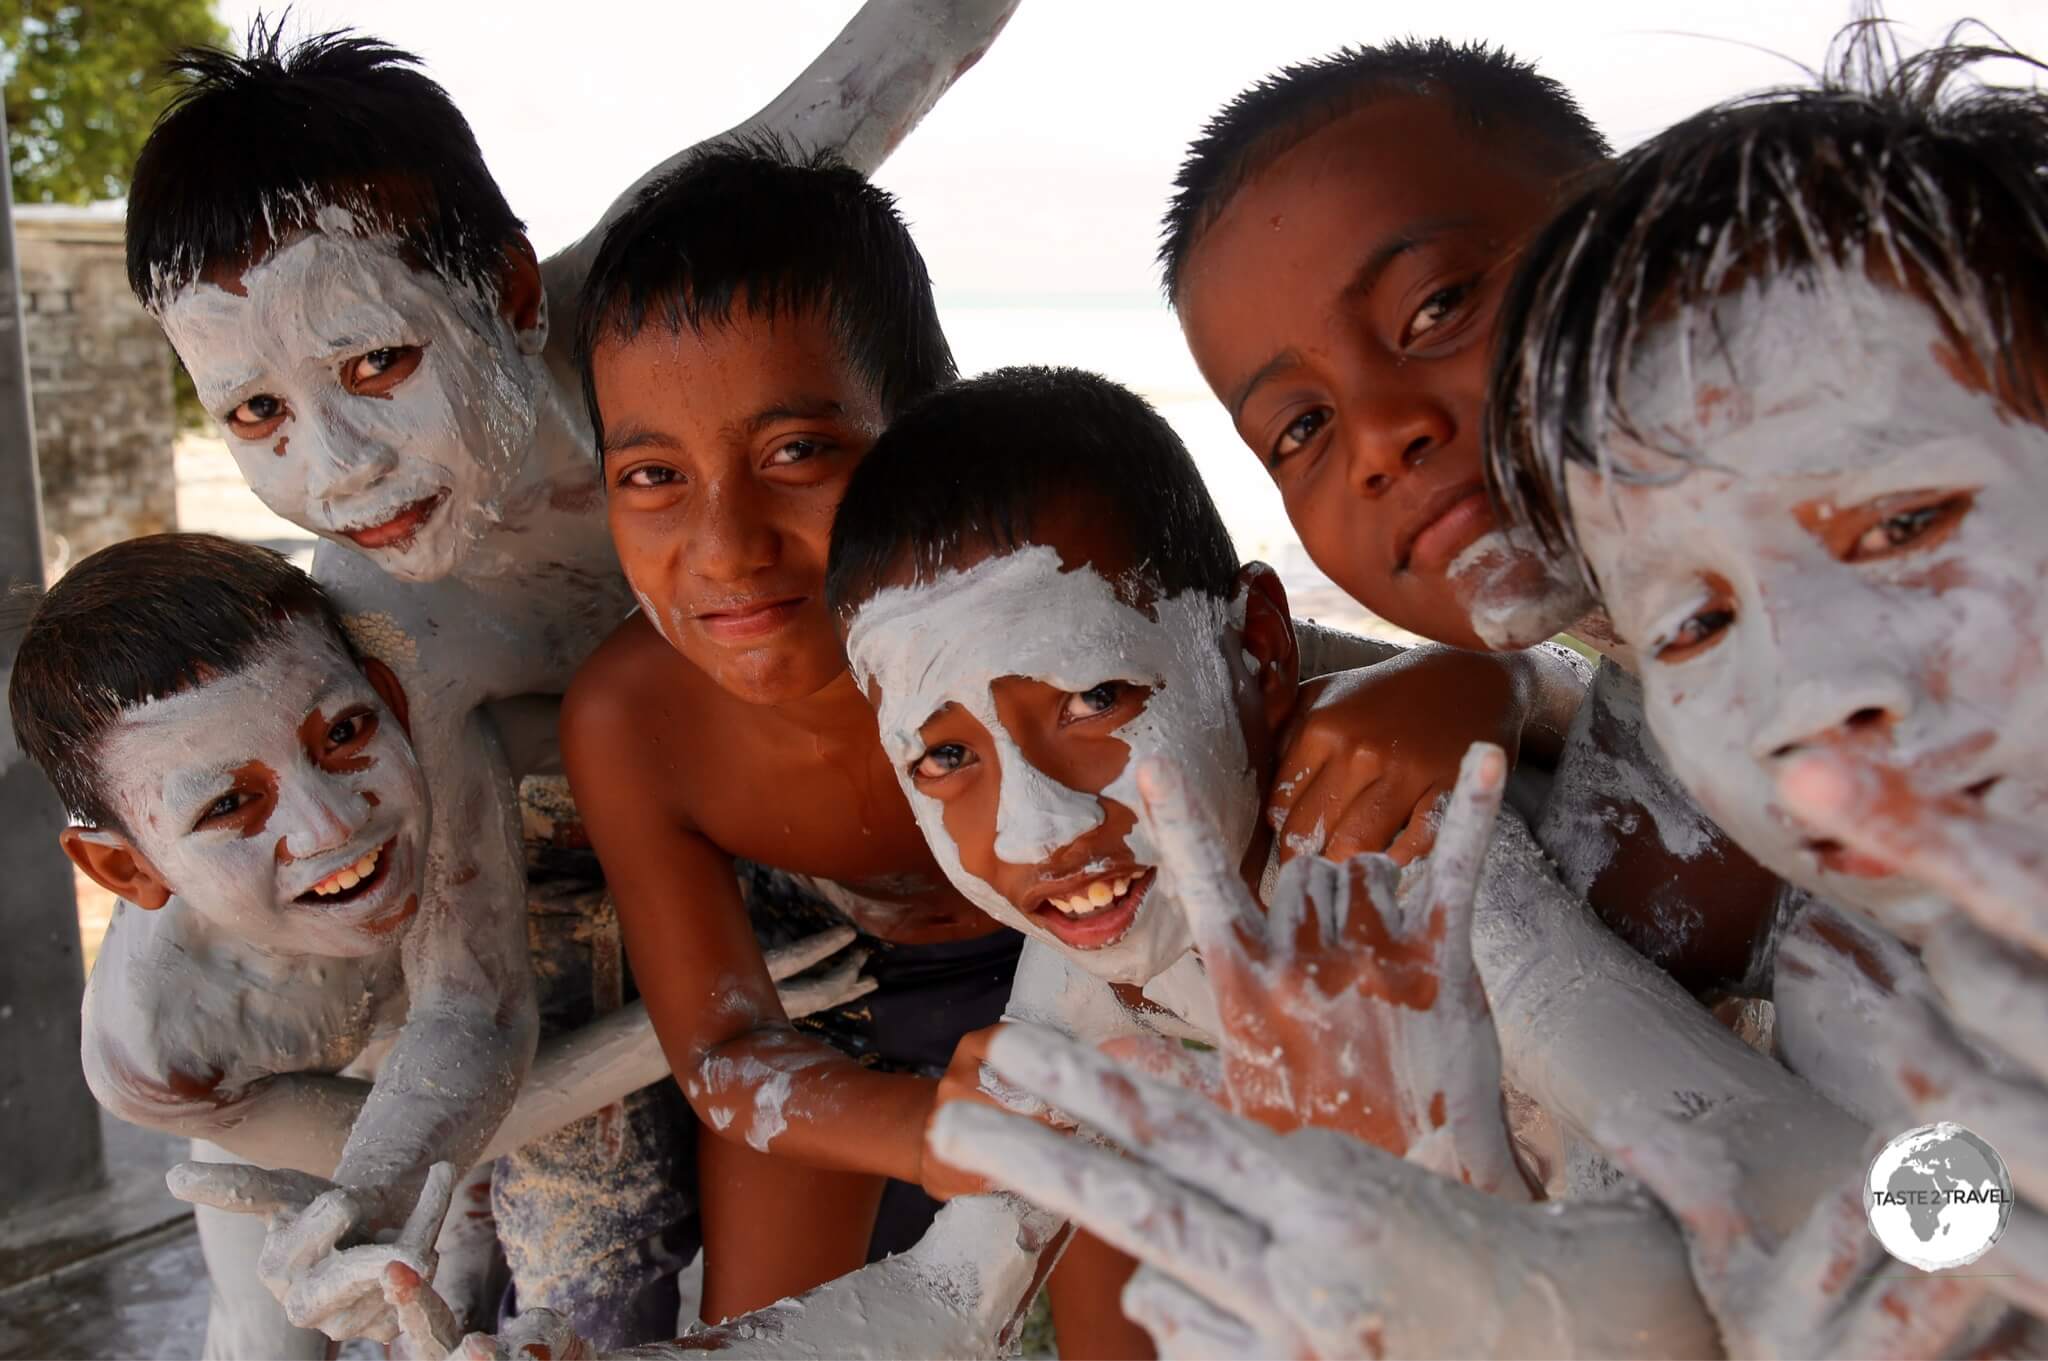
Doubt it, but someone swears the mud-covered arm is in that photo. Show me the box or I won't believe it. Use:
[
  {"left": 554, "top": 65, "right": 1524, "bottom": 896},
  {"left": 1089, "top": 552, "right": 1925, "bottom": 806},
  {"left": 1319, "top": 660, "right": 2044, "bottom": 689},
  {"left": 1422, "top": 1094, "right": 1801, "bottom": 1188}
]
[
  {"left": 549, "top": 0, "right": 1018, "bottom": 288},
  {"left": 933, "top": 1025, "right": 1718, "bottom": 1360},
  {"left": 334, "top": 704, "right": 536, "bottom": 1202},
  {"left": 1478, "top": 811, "right": 1997, "bottom": 1357},
  {"left": 561, "top": 675, "right": 938, "bottom": 1189}
]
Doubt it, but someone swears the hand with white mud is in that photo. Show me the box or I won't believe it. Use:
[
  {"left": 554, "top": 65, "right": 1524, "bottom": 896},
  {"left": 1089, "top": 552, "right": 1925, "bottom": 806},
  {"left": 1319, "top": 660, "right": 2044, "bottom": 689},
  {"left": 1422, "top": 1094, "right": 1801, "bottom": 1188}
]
[
  {"left": 930, "top": 1025, "right": 1712, "bottom": 1359},
  {"left": 169, "top": 1160, "right": 458, "bottom": 1345},
  {"left": 1778, "top": 749, "right": 2048, "bottom": 957},
  {"left": 1774, "top": 902, "right": 2048, "bottom": 1327},
  {"left": 1146, "top": 744, "right": 1528, "bottom": 1193},
  {"left": 1269, "top": 648, "right": 1531, "bottom": 865}
]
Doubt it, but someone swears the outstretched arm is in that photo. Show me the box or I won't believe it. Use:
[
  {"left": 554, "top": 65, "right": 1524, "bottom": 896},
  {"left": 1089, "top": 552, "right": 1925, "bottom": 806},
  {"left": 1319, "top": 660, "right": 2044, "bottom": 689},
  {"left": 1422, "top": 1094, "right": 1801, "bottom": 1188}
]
[{"left": 549, "top": 0, "right": 1019, "bottom": 288}]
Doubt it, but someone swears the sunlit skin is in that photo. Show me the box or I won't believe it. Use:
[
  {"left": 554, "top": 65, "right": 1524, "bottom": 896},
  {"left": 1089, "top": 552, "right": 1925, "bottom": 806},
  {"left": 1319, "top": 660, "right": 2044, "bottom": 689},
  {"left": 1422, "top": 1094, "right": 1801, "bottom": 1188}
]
[
  {"left": 1176, "top": 96, "right": 1568, "bottom": 651},
  {"left": 1175, "top": 91, "right": 1794, "bottom": 998},
  {"left": 567, "top": 309, "right": 1155, "bottom": 1355}
]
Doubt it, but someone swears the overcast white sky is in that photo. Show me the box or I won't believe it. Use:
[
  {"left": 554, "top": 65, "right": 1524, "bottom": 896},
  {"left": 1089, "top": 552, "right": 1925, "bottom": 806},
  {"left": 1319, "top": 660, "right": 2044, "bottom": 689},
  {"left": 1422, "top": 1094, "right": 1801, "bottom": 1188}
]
[{"left": 212, "top": 1, "right": 2048, "bottom": 300}]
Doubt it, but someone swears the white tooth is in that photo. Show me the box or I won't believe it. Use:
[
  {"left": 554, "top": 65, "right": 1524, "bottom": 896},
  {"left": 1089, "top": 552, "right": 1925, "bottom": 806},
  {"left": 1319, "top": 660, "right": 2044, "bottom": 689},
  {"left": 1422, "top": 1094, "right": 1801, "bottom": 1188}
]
[
  {"left": 1112, "top": 877, "right": 1130, "bottom": 898},
  {"left": 337, "top": 870, "right": 360, "bottom": 890}
]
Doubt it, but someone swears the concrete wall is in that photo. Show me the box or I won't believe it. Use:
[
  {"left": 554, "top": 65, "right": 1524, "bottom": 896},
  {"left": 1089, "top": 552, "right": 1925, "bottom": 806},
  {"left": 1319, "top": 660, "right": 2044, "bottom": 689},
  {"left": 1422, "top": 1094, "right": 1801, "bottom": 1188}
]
[{"left": 13, "top": 203, "right": 177, "bottom": 579}]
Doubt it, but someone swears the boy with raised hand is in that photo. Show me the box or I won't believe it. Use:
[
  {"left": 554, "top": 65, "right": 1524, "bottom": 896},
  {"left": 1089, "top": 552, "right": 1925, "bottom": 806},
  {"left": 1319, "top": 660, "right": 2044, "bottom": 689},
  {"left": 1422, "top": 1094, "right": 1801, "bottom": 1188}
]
[
  {"left": 123, "top": 4, "right": 1016, "bottom": 1344},
  {"left": 1158, "top": 39, "right": 1795, "bottom": 999},
  {"left": 566, "top": 141, "right": 1566, "bottom": 1348}
]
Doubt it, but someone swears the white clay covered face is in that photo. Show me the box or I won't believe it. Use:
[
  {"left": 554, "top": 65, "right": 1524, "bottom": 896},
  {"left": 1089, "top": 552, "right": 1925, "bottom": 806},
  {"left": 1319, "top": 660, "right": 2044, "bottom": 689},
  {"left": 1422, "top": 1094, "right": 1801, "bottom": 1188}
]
[
  {"left": 92, "top": 618, "right": 432, "bottom": 957},
  {"left": 1569, "top": 272, "right": 2048, "bottom": 942},
  {"left": 158, "top": 211, "right": 542, "bottom": 582},
  {"left": 846, "top": 545, "right": 1261, "bottom": 985}
]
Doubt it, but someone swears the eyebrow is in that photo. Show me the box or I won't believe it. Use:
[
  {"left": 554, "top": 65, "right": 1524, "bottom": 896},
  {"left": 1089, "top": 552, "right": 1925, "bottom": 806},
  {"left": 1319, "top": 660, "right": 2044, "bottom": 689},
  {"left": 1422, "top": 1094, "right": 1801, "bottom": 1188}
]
[
  {"left": 602, "top": 397, "right": 850, "bottom": 460},
  {"left": 1228, "top": 214, "right": 1482, "bottom": 424}
]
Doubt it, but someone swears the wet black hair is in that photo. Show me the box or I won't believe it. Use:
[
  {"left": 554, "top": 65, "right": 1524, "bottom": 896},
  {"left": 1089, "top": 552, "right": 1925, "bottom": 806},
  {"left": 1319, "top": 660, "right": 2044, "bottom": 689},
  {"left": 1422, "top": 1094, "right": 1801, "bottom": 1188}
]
[
  {"left": 825, "top": 366, "right": 1240, "bottom": 614},
  {"left": 8, "top": 534, "right": 353, "bottom": 832},
  {"left": 1159, "top": 37, "right": 1610, "bottom": 300},
  {"left": 127, "top": 17, "right": 526, "bottom": 309},
  {"left": 574, "top": 138, "right": 955, "bottom": 457},
  {"left": 1484, "top": 20, "right": 2048, "bottom": 573}
]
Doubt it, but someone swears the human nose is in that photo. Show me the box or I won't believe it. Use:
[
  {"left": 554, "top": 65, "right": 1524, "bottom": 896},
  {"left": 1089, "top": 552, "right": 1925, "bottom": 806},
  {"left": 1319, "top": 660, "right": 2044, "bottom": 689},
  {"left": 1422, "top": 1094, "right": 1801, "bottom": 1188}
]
[
  {"left": 299, "top": 397, "right": 402, "bottom": 503},
  {"left": 273, "top": 776, "right": 367, "bottom": 863},
  {"left": 683, "top": 476, "right": 779, "bottom": 585},
  {"left": 1753, "top": 673, "right": 1913, "bottom": 766},
  {"left": 989, "top": 736, "right": 1106, "bottom": 866},
  {"left": 1338, "top": 385, "right": 1456, "bottom": 500}
]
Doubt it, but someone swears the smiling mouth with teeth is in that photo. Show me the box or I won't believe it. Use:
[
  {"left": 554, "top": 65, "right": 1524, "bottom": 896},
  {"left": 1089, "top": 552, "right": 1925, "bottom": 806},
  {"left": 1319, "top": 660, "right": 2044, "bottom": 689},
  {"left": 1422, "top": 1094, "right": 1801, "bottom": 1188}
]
[
  {"left": 1031, "top": 868, "right": 1157, "bottom": 950},
  {"left": 297, "top": 838, "right": 395, "bottom": 905}
]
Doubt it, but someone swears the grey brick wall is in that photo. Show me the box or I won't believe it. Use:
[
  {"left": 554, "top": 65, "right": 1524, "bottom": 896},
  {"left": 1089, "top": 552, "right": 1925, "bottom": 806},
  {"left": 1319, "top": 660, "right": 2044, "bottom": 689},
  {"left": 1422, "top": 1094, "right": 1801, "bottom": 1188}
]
[{"left": 13, "top": 206, "right": 176, "bottom": 577}]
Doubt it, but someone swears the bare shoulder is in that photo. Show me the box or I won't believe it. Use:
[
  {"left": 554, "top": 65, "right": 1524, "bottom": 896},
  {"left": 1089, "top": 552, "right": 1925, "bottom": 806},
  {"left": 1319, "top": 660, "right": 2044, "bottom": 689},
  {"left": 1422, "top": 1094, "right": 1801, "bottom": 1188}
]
[
  {"left": 80, "top": 906, "right": 238, "bottom": 1128},
  {"left": 563, "top": 613, "right": 725, "bottom": 813}
]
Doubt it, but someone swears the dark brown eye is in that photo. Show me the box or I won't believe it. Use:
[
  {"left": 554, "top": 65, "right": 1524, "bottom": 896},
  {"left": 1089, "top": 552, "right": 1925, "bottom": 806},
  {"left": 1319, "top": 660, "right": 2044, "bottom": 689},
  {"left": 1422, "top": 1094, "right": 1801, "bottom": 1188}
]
[
  {"left": 1846, "top": 495, "right": 1971, "bottom": 562},
  {"left": 913, "top": 743, "right": 973, "bottom": 780},
  {"left": 226, "top": 393, "right": 288, "bottom": 438},
  {"left": 1062, "top": 683, "right": 1123, "bottom": 721},
  {"left": 343, "top": 345, "right": 422, "bottom": 395},
  {"left": 1270, "top": 408, "right": 1330, "bottom": 468}
]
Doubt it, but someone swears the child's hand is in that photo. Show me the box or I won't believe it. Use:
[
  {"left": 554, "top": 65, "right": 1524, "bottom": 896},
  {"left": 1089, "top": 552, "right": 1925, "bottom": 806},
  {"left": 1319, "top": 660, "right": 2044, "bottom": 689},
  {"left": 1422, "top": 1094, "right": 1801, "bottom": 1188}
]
[
  {"left": 1269, "top": 647, "right": 1523, "bottom": 866},
  {"left": 1778, "top": 749, "right": 2048, "bottom": 955},
  {"left": 1140, "top": 746, "right": 1527, "bottom": 1194},
  {"left": 920, "top": 1023, "right": 1077, "bottom": 1201},
  {"left": 168, "top": 1160, "right": 456, "bottom": 1344}
]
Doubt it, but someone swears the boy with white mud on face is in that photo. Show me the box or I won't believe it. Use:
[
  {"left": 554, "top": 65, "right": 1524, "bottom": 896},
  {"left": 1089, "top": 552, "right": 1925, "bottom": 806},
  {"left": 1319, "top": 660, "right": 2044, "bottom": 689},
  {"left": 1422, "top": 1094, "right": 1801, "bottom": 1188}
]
[
  {"left": 1486, "top": 35, "right": 2048, "bottom": 1336},
  {"left": 828, "top": 368, "right": 1535, "bottom": 1224},
  {"left": 8, "top": 536, "right": 867, "bottom": 1356},
  {"left": 120, "top": 9, "right": 1017, "bottom": 1347},
  {"left": 1162, "top": 40, "right": 1798, "bottom": 999},
  {"left": 9, "top": 536, "right": 447, "bottom": 1350}
]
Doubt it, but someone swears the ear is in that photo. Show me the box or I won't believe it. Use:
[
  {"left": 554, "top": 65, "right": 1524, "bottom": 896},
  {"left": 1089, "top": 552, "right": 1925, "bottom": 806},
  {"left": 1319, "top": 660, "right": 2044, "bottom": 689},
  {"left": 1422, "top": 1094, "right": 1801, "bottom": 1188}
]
[
  {"left": 1235, "top": 561, "right": 1300, "bottom": 741},
  {"left": 60, "top": 827, "right": 173, "bottom": 911},
  {"left": 361, "top": 656, "right": 412, "bottom": 740},
  {"left": 497, "top": 234, "right": 547, "bottom": 354}
]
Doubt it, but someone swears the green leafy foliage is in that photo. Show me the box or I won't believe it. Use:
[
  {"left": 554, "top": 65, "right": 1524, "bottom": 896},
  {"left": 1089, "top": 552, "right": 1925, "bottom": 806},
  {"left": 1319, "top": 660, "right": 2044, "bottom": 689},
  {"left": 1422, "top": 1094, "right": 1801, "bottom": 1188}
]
[{"left": 4, "top": 0, "right": 228, "bottom": 206}]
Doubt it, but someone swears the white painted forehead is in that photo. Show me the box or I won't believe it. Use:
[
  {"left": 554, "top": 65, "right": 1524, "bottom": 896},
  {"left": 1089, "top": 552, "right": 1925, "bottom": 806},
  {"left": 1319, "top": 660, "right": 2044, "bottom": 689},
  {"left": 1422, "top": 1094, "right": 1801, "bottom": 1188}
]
[
  {"left": 107, "top": 616, "right": 369, "bottom": 748},
  {"left": 1612, "top": 269, "right": 1982, "bottom": 469},
  {"left": 844, "top": 545, "right": 1230, "bottom": 756}
]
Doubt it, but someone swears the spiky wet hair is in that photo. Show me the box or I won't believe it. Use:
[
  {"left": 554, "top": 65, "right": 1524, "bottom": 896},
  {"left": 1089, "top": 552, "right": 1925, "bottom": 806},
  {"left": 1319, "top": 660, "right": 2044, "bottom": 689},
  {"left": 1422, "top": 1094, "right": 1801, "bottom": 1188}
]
[
  {"left": 1159, "top": 38, "right": 1609, "bottom": 300},
  {"left": 574, "top": 138, "right": 955, "bottom": 458},
  {"left": 1484, "top": 21, "right": 2048, "bottom": 572},
  {"left": 127, "top": 17, "right": 525, "bottom": 310},
  {"left": 825, "top": 366, "right": 1240, "bottom": 615},
  {"left": 8, "top": 535, "right": 353, "bottom": 832}
]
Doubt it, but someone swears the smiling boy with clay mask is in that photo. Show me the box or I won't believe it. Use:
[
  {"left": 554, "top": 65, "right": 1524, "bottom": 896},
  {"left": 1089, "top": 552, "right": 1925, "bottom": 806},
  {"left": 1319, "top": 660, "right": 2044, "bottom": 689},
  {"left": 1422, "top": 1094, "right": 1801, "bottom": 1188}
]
[
  {"left": 828, "top": 367, "right": 1533, "bottom": 1195},
  {"left": 9, "top": 534, "right": 876, "bottom": 1356}
]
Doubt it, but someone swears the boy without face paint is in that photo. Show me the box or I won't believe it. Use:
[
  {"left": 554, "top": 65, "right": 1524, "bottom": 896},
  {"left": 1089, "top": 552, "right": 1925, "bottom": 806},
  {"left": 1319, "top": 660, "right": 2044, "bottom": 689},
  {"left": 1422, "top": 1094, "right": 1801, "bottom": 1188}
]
[{"left": 1164, "top": 40, "right": 1799, "bottom": 998}]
